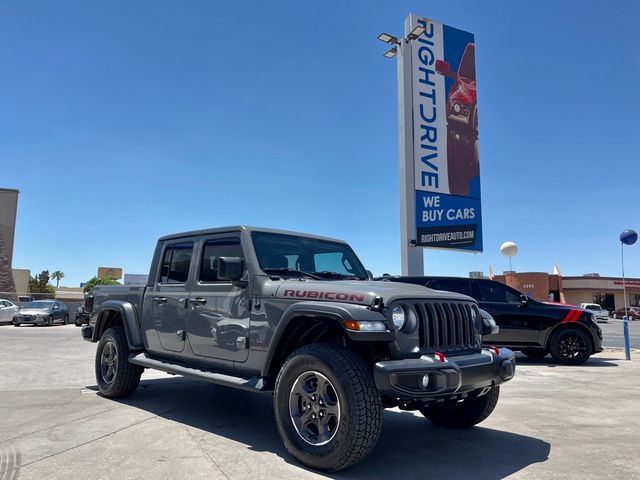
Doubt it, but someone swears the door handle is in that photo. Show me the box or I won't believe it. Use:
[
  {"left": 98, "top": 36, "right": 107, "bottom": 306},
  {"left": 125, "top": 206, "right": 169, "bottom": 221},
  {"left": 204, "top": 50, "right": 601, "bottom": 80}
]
[
  {"left": 152, "top": 297, "right": 168, "bottom": 304},
  {"left": 188, "top": 297, "right": 207, "bottom": 306}
]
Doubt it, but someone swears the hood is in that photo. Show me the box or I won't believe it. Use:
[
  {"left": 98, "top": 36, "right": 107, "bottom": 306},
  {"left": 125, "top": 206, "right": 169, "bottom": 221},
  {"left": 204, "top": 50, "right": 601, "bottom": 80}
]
[
  {"left": 275, "top": 280, "right": 475, "bottom": 306},
  {"left": 19, "top": 307, "right": 51, "bottom": 315}
]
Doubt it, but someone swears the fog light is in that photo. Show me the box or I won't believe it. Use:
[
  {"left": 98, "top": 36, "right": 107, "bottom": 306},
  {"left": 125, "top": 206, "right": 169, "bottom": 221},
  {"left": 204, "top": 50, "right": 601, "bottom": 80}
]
[{"left": 421, "top": 374, "right": 431, "bottom": 389}]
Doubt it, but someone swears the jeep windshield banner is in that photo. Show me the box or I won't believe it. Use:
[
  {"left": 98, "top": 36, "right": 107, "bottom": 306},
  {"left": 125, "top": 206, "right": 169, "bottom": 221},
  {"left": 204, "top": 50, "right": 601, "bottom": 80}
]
[{"left": 411, "top": 17, "right": 482, "bottom": 251}]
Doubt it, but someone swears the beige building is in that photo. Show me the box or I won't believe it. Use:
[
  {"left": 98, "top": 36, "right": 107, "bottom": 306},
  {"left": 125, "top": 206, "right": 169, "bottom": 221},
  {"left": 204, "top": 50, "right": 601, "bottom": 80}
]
[{"left": 493, "top": 270, "right": 639, "bottom": 312}]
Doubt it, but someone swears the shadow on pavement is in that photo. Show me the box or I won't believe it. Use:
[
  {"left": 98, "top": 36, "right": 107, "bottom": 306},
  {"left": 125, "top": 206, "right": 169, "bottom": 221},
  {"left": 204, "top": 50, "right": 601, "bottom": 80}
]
[
  {"left": 514, "top": 353, "right": 619, "bottom": 368},
  {"left": 102, "top": 377, "right": 550, "bottom": 479}
]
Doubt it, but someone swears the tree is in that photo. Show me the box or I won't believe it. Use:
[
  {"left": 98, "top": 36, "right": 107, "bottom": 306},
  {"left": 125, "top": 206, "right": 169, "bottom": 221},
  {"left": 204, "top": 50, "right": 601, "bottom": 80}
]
[
  {"left": 51, "top": 270, "right": 65, "bottom": 288},
  {"left": 29, "top": 270, "right": 55, "bottom": 298},
  {"left": 83, "top": 277, "right": 120, "bottom": 294}
]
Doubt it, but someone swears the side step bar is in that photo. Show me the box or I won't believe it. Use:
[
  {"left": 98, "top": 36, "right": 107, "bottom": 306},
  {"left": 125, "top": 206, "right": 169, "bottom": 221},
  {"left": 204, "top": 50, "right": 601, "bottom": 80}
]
[{"left": 128, "top": 353, "right": 268, "bottom": 392}]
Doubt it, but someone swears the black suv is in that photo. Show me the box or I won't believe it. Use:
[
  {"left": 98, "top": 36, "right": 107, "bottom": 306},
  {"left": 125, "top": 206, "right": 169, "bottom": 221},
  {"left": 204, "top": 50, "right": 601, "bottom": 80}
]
[{"left": 379, "top": 276, "right": 603, "bottom": 365}]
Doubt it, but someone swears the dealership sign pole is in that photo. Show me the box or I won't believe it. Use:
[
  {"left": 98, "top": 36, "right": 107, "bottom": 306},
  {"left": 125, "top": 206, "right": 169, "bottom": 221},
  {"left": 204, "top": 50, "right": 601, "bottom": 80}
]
[{"left": 381, "top": 14, "right": 483, "bottom": 275}]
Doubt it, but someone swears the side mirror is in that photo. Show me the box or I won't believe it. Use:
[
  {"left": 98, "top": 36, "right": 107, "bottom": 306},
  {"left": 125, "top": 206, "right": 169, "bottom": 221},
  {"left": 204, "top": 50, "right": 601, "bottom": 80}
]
[
  {"left": 520, "top": 294, "right": 529, "bottom": 305},
  {"left": 479, "top": 308, "right": 499, "bottom": 336},
  {"left": 435, "top": 59, "right": 451, "bottom": 76},
  {"left": 217, "top": 257, "right": 245, "bottom": 282},
  {"left": 366, "top": 270, "right": 374, "bottom": 281}
]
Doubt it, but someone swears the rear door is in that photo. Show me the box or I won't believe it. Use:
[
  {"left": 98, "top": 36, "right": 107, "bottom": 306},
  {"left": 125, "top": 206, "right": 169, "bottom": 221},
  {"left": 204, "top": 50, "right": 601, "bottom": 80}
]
[
  {"left": 0, "top": 301, "right": 12, "bottom": 322},
  {"left": 186, "top": 235, "right": 250, "bottom": 363},
  {"left": 426, "top": 278, "right": 474, "bottom": 298},
  {"left": 143, "top": 240, "right": 195, "bottom": 355}
]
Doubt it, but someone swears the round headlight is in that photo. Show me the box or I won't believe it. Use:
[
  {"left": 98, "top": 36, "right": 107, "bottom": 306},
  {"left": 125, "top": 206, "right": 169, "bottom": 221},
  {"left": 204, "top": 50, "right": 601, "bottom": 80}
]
[
  {"left": 453, "top": 103, "right": 461, "bottom": 114},
  {"left": 392, "top": 305, "right": 406, "bottom": 330}
]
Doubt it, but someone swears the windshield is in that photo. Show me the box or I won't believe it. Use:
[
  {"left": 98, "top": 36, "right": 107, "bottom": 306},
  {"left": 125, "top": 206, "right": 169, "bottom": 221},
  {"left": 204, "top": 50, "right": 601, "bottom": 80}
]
[
  {"left": 251, "top": 232, "right": 368, "bottom": 280},
  {"left": 22, "top": 301, "right": 53, "bottom": 309},
  {"left": 585, "top": 304, "right": 601, "bottom": 311}
]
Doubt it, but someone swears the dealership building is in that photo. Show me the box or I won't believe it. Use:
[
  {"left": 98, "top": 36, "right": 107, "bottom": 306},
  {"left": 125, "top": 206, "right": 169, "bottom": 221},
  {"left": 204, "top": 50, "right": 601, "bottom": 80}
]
[{"left": 493, "top": 269, "right": 639, "bottom": 312}]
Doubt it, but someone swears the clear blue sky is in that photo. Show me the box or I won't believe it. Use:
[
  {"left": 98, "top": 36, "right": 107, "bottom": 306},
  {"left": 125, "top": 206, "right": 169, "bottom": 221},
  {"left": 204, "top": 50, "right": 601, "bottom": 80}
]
[{"left": 2, "top": 0, "right": 639, "bottom": 287}]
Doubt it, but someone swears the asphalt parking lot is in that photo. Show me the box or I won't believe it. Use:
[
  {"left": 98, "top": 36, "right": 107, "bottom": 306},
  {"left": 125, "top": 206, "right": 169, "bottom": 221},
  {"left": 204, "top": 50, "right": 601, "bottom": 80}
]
[
  {"left": 599, "top": 318, "right": 640, "bottom": 349},
  {"left": 1, "top": 324, "right": 639, "bottom": 480}
]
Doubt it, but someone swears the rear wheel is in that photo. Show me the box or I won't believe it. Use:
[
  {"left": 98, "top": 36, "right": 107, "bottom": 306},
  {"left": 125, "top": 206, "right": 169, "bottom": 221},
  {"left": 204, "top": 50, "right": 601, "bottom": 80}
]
[
  {"left": 549, "top": 327, "right": 592, "bottom": 365},
  {"left": 273, "top": 343, "right": 382, "bottom": 472},
  {"left": 522, "top": 348, "right": 548, "bottom": 360},
  {"left": 95, "top": 327, "right": 143, "bottom": 398},
  {"left": 420, "top": 386, "right": 500, "bottom": 428}
]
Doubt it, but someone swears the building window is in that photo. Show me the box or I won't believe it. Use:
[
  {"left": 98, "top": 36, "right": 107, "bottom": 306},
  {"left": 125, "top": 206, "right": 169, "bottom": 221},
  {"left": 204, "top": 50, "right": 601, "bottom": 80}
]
[
  {"left": 631, "top": 294, "right": 640, "bottom": 308},
  {"left": 593, "top": 292, "right": 615, "bottom": 312}
]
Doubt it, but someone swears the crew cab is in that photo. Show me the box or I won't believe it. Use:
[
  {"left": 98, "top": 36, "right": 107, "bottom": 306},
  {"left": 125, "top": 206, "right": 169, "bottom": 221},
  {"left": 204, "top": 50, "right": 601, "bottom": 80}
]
[
  {"left": 82, "top": 227, "right": 515, "bottom": 471},
  {"left": 378, "top": 276, "right": 603, "bottom": 365}
]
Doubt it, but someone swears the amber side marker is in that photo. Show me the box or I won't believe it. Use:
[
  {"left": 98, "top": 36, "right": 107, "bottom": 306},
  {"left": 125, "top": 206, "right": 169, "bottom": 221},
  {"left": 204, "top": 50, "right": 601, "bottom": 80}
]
[{"left": 343, "top": 320, "right": 360, "bottom": 331}]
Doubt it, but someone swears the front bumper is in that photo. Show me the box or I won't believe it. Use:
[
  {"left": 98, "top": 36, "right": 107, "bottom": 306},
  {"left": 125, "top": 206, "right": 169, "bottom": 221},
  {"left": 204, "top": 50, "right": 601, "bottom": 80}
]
[
  {"left": 81, "top": 324, "right": 94, "bottom": 341},
  {"left": 374, "top": 348, "right": 515, "bottom": 400},
  {"left": 14, "top": 316, "right": 48, "bottom": 325}
]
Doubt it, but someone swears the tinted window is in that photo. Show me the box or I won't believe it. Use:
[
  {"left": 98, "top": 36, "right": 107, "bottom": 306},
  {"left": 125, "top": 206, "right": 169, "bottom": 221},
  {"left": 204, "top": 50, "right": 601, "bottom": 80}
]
[
  {"left": 429, "top": 278, "right": 473, "bottom": 297},
  {"left": 476, "top": 281, "right": 520, "bottom": 303},
  {"left": 160, "top": 242, "right": 194, "bottom": 283},
  {"left": 251, "top": 232, "right": 367, "bottom": 280},
  {"left": 200, "top": 239, "right": 244, "bottom": 282}
]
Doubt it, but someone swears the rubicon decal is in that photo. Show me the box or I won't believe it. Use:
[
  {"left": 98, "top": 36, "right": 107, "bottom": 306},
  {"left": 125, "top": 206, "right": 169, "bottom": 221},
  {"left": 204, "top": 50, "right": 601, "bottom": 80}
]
[{"left": 283, "top": 290, "right": 366, "bottom": 303}]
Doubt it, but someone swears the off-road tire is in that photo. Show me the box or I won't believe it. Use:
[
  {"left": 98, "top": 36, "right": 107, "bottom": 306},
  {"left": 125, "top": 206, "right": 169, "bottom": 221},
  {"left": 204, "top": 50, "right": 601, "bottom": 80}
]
[
  {"left": 95, "top": 326, "right": 143, "bottom": 398},
  {"left": 549, "top": 326, "right": 592, "bottom": 365},
  {"left": 420, "top": 386, "right": 500, "bottom": 428},
  {"left": 273, "top": 343, "right": 382, "bottom": 472},
  {"left": 522, "top": 348, "right": 548, "bottom": 360}
]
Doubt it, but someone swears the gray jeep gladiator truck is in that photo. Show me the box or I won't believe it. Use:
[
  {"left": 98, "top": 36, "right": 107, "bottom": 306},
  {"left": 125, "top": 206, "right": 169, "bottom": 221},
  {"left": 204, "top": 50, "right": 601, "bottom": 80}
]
[{"left": 82, "top": 226, "right": 515, "bottom": 471}]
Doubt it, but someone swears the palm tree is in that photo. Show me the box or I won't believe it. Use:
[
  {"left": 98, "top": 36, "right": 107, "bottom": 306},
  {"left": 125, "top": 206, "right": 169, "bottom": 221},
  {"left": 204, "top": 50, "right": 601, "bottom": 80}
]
[{"left": 51, "top": 271, "right": 65, "bottom": 288}]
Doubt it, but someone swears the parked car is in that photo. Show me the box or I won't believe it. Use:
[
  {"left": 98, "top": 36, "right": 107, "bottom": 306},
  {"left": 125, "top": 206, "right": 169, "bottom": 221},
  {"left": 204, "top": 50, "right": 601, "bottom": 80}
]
[
  {"left": 578, "top": 303, "right": 609, "bottom": 323},
  {"left": 378, "top": 276, "right": 603, "bottom": 365},
  {"left": 0, "top": 299, "right": 19, "bottom": 324},
  {"left": 75, "top": 305, "right": 91, "bottom": 326},
  {"left": 81, "top": 226, "right": 515, "bottom": 471},
  {"left": 14, "top": 300, "right": 69, "bottom": 326},
  {"left": 612, "top": 307, "right": 640, "bottom": 320}
]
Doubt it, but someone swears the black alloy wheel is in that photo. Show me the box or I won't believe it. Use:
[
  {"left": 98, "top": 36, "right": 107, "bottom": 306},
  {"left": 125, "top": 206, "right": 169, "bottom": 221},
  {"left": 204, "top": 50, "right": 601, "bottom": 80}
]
[
  {"left": 289, "top": 371, "right": 340, "bottom": 446},
  {"left": 100, "top": 341, "right": 118, "bottom": 385},
  {"left": 549, "top": 327, "right": 592, "bottom": 365}
]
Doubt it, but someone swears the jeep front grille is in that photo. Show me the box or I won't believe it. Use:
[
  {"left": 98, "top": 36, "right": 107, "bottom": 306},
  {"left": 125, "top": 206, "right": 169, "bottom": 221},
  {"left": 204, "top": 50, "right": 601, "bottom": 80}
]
[{"left": 414, "top": 301, "right": 481, "bottom": 353}]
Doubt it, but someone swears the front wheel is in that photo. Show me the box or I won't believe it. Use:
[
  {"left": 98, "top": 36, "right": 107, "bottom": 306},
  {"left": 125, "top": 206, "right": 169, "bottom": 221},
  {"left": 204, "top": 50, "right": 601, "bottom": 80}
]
[
  {"left": 420, "top": 386, "right": 500, "bottom": 428},
  {"left": 549, "top": 327, "right": 592, "bottom": 365},
  {"left": 95, "top": 327, "right": 143, "bottom": 398},
  {"left": 273, "top": 343, "right": 382, "bottom": 472}
]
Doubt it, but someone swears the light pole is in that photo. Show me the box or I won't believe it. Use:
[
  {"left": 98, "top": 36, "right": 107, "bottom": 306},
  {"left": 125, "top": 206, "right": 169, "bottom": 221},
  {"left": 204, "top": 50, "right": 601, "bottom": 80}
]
[
  {"left": 619, "top": 229, "right": 637, "bottom": 361},
  {"left": 377, "top": 18, "right": 426, "bottom": 275}
]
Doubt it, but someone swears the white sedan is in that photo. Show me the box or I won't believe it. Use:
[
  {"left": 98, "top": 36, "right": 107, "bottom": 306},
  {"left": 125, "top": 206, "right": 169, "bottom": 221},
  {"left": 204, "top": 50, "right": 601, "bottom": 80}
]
[
  {"left": 0, "top": 299, "right": 19, "bottom": 324},
  {"left": 578, "top": 303, "right": 609, "bottom": 323}
]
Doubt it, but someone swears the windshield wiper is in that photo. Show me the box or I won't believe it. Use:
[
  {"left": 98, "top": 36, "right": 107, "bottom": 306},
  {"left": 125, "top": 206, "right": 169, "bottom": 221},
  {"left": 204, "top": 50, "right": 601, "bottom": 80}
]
[
  {"left": 312, "top": 271, "right": 361, "bottom": 280},
  {"left": 263, "top": 268, "right": 322, "bottom": 280}
]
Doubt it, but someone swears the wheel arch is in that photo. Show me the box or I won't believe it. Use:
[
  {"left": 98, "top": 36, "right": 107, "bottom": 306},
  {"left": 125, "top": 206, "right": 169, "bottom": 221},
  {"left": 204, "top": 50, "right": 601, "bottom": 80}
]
[
  {"left": 545, "top": 321, "right": 596, "bottom": 353},
  {"left": 261, "top": 302, "right": 392, "bottom": 380},
  {"left": 92, "top": 300, "right": 144, "bottom": 351}
]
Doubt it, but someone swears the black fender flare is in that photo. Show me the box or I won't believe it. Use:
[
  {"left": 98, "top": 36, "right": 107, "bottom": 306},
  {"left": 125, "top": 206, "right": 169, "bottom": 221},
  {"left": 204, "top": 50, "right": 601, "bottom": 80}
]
[
  {"left": 544, "top": 320, "right": 597, "bottom": 352},
  {"left": 260, "top": 301, "right": 392, "bottom": 377},
  {"left": 92, "top": 300, "right": 144, "bottom": 350}
]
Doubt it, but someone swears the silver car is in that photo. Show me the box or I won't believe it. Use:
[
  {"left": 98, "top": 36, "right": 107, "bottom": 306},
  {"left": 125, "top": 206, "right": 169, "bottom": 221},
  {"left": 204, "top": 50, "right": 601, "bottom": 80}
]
[
  {"left": 578, "top": 303, "right": 609, "bottom": 323},
  {"left": 14, "top": 300, "right": 69, "bottom": 326},
  {"left": 0, "top": 299, "right": 18, "bottom": 324}
]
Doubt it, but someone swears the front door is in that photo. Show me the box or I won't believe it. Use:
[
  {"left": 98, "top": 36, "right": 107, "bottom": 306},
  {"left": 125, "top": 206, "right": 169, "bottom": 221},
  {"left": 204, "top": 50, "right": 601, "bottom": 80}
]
[
  {"left": 186, "top": 235, "right": 250, "bottom": 363},
  {"left": 474, "top": 280, "right": 539, "bottom": 346},
  {"left": 143, "top": 241, "right": 194, "bottom": 354}
]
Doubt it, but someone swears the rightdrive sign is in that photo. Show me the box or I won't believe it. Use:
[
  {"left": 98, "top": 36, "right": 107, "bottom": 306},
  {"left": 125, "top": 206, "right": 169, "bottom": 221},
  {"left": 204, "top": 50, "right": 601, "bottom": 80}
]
[{"left": 411, "top": 16, "right": 482, "bottom": 251}]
